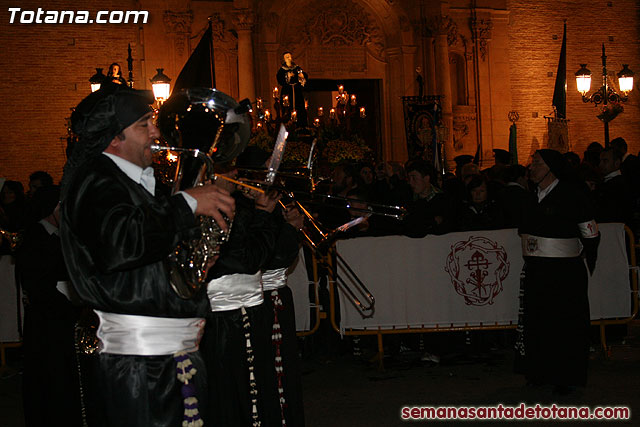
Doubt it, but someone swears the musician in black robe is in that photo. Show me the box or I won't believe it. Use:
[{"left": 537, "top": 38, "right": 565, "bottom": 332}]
[
  {"left": 59, "top": 83, "right": 235, "bottom": 427},
  {"left": 260, "top": 205, "right": 306, "bottom": 426},
  {"left": 17, "top": 185, "right": 83, "bottom": 427},
  {"left": 516, "top": 149, "right": 600, "bottom": 393},
  {"left": 200, "top": 171, "right": 281, "bottom": 427},
  {"left": 276, "top": 51, "right": 308, "bottom": 127}
]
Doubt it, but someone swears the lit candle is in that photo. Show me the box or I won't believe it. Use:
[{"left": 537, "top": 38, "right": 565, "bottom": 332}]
[
  {"left": 273, "top": 87, "right": 279, "bottom": 99},
  {"left": 256, "top": 121, "right": 263, "bottom": 129},
  {"left": 305, "top": 99, "right": 309, "bottom": 110},
  {"left": 256, "top": 98, "right": 263, "bottom": 109},
  {"left": 314, "top": 118, "right": 320, "bottom": 127},
  {"left": 291, "top": 110, "right": 297, "bottom": 122},
  {"left": 329, "top": 108, "right": 336, "bottom": 119},
  {"left": 341, "top": 93, "right": 347, "bottom": 103},
  {"left": 338, "top": 85, "right": 344, "bottom": 94},
  {"left": 282, "top": 95, "right": 290, "bottom": 107},
  {"left": 317, "top": 107, "right": 324, "bottom": 117},
  {"left": 350, "top": 94, "right": 356, "bottom": 106},
  {"left": 360, "top": 107, "right": 366, "bottom": 118},
  {"left": 264, "top": 109, "right": 271, "bottom": 120}
]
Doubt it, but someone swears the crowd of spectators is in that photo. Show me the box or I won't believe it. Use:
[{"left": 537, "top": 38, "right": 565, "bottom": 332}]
[
  {"left": 314, "top": 137, "right": 640, "bottom": 240},
  {"left": 0, "top": 171, "right": 55, "bottom": 254}
]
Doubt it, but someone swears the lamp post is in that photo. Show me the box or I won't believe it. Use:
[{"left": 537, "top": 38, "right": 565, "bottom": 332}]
[
  {"left": 89, "top": 68, "right": 106, "bottom": 92},
  {"left": 150, "top": 68, "right": 171, "bottom": 105},
  {"left": 575, "top": 43, "right": 634, "bottom": 147}
]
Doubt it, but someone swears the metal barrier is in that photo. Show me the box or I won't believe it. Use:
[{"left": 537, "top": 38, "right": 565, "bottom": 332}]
[{"left": 298, "top": 225, "right": 639, "bottom": 369}]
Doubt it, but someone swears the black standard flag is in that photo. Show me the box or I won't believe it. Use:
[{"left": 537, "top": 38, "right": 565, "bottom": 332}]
[
  {"left": 552, "top": 21, "right": 567, "bottom": 119},
  {"left": 173, "top": 21, "right": 215, "bottom": 92}
]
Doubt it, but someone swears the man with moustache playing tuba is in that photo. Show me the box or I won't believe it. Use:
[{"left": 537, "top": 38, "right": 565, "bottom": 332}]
[{"left": 59, "top": 82, "right": 235, "bottom": 427}]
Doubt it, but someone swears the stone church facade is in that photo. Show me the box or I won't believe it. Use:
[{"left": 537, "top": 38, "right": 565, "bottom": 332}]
[{"left": 1, "top": 0, "right": 638, "bottom": 183}]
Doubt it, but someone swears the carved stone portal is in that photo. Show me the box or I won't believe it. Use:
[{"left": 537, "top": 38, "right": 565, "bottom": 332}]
[
  {"left": 453, "top": 105, "right": 477, "bottom": 151},
  {"left": 471, "top": 18, "right": 493, "bottom": 61},
  {"left": 427, "top": 15, "right": 459, "bottom": 47},
  {"left": 163, "top": 11, "right": 193, "bottom": 58},
  {"left": 280, "top": 0, "right": 386, "bottom": 74}
]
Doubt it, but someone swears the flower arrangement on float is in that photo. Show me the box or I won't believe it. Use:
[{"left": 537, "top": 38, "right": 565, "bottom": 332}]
[
  {"left": 248, "top": 129, "right": 371, "bottom": 167},
  {"left": 323, "top": 137, "right": 371, "bottom": 165}
]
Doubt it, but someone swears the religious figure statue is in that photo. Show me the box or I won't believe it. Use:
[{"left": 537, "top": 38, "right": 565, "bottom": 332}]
[{"left": 276, "top": 51, "right": 308, "bottom": 127}]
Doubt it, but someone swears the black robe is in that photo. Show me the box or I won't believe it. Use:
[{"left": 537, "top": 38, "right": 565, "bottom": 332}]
[
  {"left": 200, "top": 193, "right": 280, "bottom": 427},
  {"left": 261, "top": 214, "right": 305, "bottom": 427},
  {"left": 517, "top": 179, "right": 599, "bottom": 387},
  {"left": 60, "top": 154, "right": 208, "bottom": 427},
  {"left": 17, "top": 221, "right": 82, "bottom": 427}
]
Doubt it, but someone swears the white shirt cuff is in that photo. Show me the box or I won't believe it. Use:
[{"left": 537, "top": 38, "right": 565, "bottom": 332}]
[{"left": 177, "top": 191, "right": 197, "bottom": 214}]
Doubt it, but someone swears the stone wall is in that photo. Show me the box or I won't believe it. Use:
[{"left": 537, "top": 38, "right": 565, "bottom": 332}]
[
  {"left": 0, "top": 0, "right": 639, "bottom": 187},
  {"left": 507, "top": 0, "right": 640, "bottom": 160},
  {"left": 0, "top": 0, "right": 141, "bottom": 184}
]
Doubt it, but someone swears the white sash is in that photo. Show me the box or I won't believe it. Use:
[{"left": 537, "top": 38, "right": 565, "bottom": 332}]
[
  {"left": 520, "top": 234, "right": 583, "bottom": 258},
  {"left": 261, "top": 268, "right": 288, "bottom": 291},
  {"left": 207, "top": 272, "right": 263, "bottom": 311},
  {"left": 94, "top": 310, "right": 205, "bottom": 356}
]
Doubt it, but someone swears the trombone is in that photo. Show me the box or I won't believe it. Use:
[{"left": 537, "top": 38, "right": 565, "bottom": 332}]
[
  {"left": 292, "top": 200, "right": 376, "bottom": 317},
  {"left": 216, "top": 173, "right": 376, "bottom": 317},
  {"left": 231, "top": 167, "right": 407, "bottom": 220}
]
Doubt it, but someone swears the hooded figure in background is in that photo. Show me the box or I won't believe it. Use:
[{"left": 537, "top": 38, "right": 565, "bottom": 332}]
[{"left": 514, "top": 149, "right": 600, "bottom": 394}]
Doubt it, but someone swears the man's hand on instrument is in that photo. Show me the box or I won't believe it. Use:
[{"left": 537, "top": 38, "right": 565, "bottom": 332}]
[
  {"left": 283, "top": 204, "right": 304, "bottom": 230},
  {"left": 185, "top": 183, "right": 235, "bottom": 232},
  {"left": 255, "top": 189, "right": 280, "bottom": 213}
]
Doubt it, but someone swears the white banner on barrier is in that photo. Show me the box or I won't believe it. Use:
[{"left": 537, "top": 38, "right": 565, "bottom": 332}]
[
  {"left": 335, "top": 224, "right": 631, "bottom": 331},
  {"left": 287, "top": 250, "right": 312, "bottom": 332}
]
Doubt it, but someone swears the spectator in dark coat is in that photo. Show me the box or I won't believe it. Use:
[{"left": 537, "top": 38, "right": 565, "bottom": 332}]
[{"left": 457, "top": 174, "right": 504, "bottom": 231}]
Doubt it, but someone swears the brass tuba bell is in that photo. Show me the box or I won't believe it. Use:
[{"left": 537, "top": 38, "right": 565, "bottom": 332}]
[{"left": 153, "top": 88, "right": 251, "bottom": 299}]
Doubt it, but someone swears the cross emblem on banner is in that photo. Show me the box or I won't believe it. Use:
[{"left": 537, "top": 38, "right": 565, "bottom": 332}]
[{"left": 464, "top": 250, "right": 491, "bottom": 297}]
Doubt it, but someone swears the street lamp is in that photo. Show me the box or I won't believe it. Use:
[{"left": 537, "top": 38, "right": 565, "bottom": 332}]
[
  {"left": 89, "top": 68, "right": 106, "bottom": 92},
  {"left": 575, "top": 43, "right": 634, "bottom": 146},
  {"left": 617, "top": 64, "right": 635, "bottom": 93},
  {"left": 150, "top": 68, "right": 171, "bottom": 104}
]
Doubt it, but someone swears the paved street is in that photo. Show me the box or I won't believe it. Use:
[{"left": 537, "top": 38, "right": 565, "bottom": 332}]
[{"left": 2, "top": 323, "right": 639, "bottom": 426}]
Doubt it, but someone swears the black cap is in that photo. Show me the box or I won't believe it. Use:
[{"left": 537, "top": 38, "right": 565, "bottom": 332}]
[
  {"left": 71, "top": 82, "right": 154, "bottom": 144},
  {"left": 454, "top": 154, "right": 474, "bottom": 166},
  {"left": 493, "top": 149, "right": 511, "bottom": 165},
  {"left": 62, "top": 83, "right": 154, "bottom": 199},
  {"left": 537, "top": 149, "right": 566, "bottom": 178}
]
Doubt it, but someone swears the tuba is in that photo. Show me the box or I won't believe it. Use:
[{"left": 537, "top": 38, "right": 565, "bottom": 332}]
[{"left": 153, "top": 88, "right": 251, "bottom": 299}]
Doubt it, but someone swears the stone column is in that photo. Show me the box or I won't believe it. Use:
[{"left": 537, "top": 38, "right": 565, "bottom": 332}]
[
  {"left": 424, "top": 36, "right": 436, "bottom": 96},
  {"left": 402, "top": 45, "right": 418, "bottom": 95},
  {"left": 385, "top": 47, "right": 408, "bottom": 161},
  {"left": 232, "top": 9, "right": 256, "bottom": 102},
  {"left": 264, "top": 43, "right": 280, "bottom": 108},
  {"left": 471, "top": 14, "right": 494, "bottom": 166},
  {"left": 432, "top": 16, "right": 455, "bottom": 171}
]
